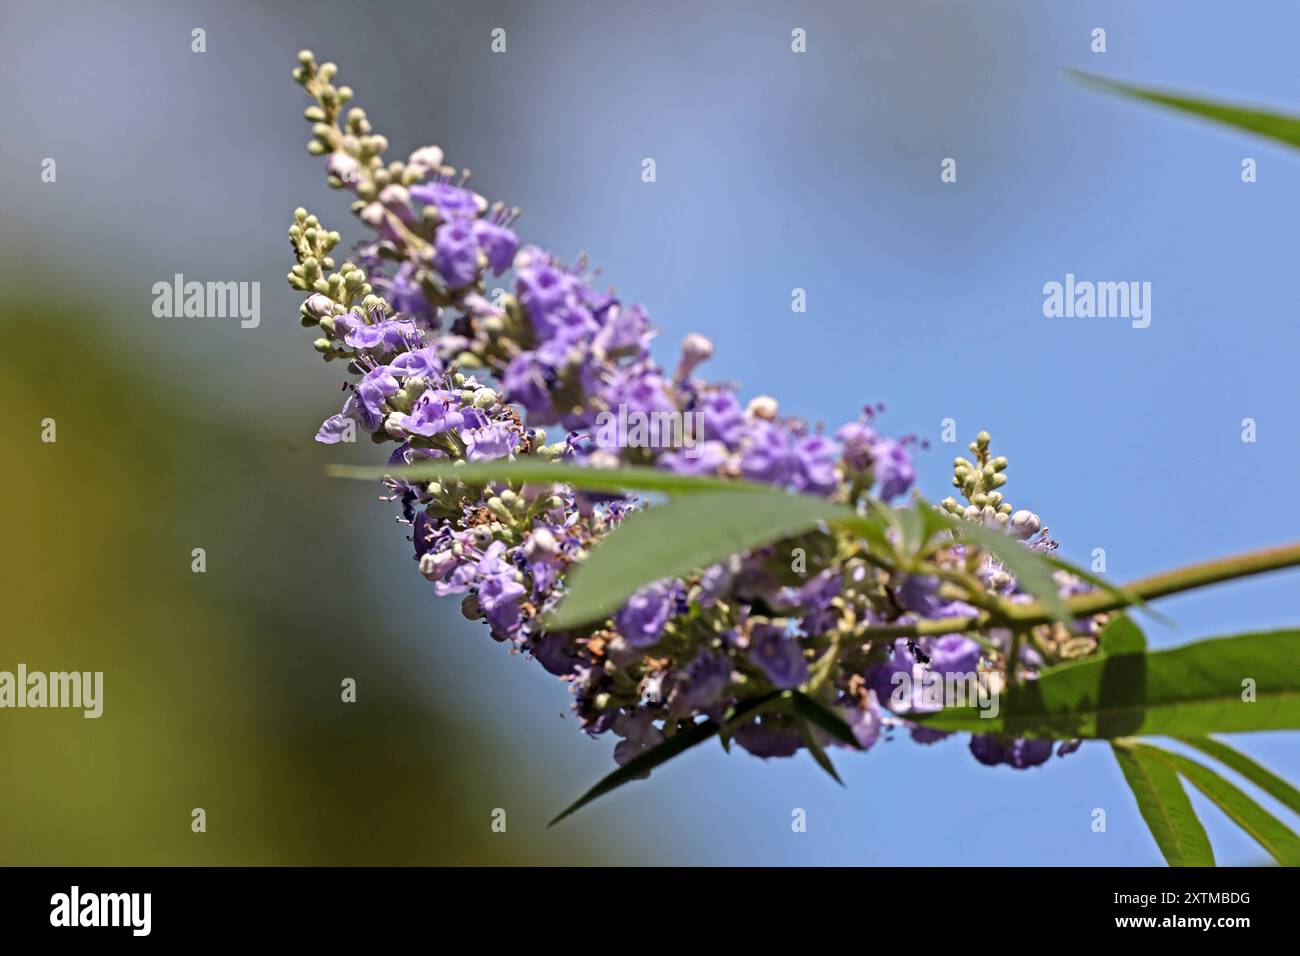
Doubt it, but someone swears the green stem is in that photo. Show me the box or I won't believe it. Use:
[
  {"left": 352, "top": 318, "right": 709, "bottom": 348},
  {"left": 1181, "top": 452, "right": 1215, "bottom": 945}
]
[{"left": 856, "top": 541, "right": 1300, "bottom": 641}]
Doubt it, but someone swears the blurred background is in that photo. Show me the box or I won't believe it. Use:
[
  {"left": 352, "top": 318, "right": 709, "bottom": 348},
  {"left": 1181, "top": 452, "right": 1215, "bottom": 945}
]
[{"left": 1, "top": 0, "right": 1297, "bottom": 865}]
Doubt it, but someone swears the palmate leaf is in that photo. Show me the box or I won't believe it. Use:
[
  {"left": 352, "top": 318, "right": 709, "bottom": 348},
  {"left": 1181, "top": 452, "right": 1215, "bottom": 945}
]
[
  {"left": 1143, "top": 746, "right": 1300, "bottom": 867},
  {"left": 1112, "top": 741, "right": 1215, "bottom": 867},
  {"left": 1176, "top": 736, "right": 1300, "bottom": 817},
  {"left": 1071, "top": 70, "right": 1300, "bottom": 151},
  {"left": 547, "top": 487, "right": 866, "bottom": 630},
  {"left": 914, "top": 630, "right": 1300, "bottom": 738}
]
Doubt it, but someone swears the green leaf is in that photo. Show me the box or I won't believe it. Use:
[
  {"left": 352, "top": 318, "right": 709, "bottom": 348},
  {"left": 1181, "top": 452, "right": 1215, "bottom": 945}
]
[
  {"left": 915, "top": 630, "right": 1300, "bottom": 738},
  {"left": 548, "top": 693, "right": 779, "bottom": 826},
  {"left": 1143, "top": 745, "right": 1300, "bottom": 867},
  {"left": 1176, "top": 736, "right": 1300, "bottom": 817},
  {"left": 1070, "top": 70, "right": 1300, "bottom": 151},
  {"left": 1099, "top": 613, "right": 1147, "bottom": 656},
  {"left": 547, "top": 487, "right": 864, "bottom": 631},
  {"left": 790, "top": 691, "right": 863, "bottom": 750},
  {"left": 327, "top": 458, "right": 773, "bottom": 496},
  {"left": 798, "top": 720, "right": 844, "bottom": 786},
  {"left": 896, "top": 503, "right": 953, "bottom": 558},
  {"left": 924, "top": 503, "right": 1072, "bottom": 625},
  {"left": 1112, "top": 741, "right": 1215, "bottom": 867}
]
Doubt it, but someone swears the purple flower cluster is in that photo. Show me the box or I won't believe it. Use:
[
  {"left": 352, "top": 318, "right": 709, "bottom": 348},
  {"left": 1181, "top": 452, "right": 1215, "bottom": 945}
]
[{"left": 289, "top": 51, "right": 1100, "bottom": 773}]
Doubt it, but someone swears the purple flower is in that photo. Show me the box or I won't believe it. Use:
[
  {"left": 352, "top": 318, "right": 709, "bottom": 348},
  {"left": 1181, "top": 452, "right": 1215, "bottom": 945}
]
[
  {"left": 501, "top": 347, "right": 558, "bottom": 419},
  {"left": 473, "top": 541, "right": 526, "bottom": 636},
  {"left": 341, "top": 317, "right": 419, "bottom": 353},
  {"left": 479, "top": 574, "right": 525, "bottom": 636},
  {"left": 315, "top": 410, "right": 356, "bottom": 444},
  {"left": 353, "top": 366, "right": 400, "bottom": 426},
  {"left": 434, "top": 218, "right": 480, "bottom": 288},
  {"left": 698, "top": 390, "right": 745, "bottom": 446},
  {"left": 928, "top": 634, "right": 981, "bottom": 676},
  {"left": 734, "top": 716, "right": 802, "bottom": 759},
  {"left": 669, "top": 651, "right": 733, "bottom": 716},
  {"left": 463, "top": 422, "right": 518, "bottom": 461},
  {"left": 472, "top": 220, "right": 519, "bottom": 275},
  {"left": 909, "top": 726, "right": 949, "bottom": 745},
  {"left": 749, "top": 623, "right": 808, "bottom": 690},
  {"left": 605, "top": 367, "right": 676, "bottom": 418},
  {"left": 843, "top": 697, "right": 882, "bottom": 750},
  {"left": 872, "top": 436, "right": 915, "bottom": 500},
  {"left": 740, "top": 421, "right": 797, "bottom": 486},
  {"left": 393, "top": 389, "right": 467, "bottom": 437},
  {"left": 612, "top": 709, "right": 665, "bottom": 770},
  {"left": 969, "top": 735, "right": 1054, "bottom": 768},
  {"left": 389, "top": 346, "right": 442, "bottom": 380},
  {"left": 318, "top": 366, "right": 399, "bottom": 440},
  {"left": 658, "top": 440, "right": 729, "bottom": 475},
  {"left": 970, "top": 734, "right": 1007, "bottom": 766},
  {"left": 835, "top": 421, "right": 879, "bottom": 471},
  {"left": 530, "top": 631, "right": 583, "bottom": 677},
  {"left": 516, "top": 251, "right": 599, "bottom": 346},
  {"left": 615, "top": 582, "right": 675, "bottom": 648},
  {"left": 594, "top": 302, "right": 652, "bottom": 355},
  {"left": 896, "top": 574, "right": 948, "bottom": 618},
  {"left": 792, "top": 434, "right": 841, "bottom": 494},
  {"left": 411, "top": 510, "right": 440, "bottom": 557},
  {"left": 776, "top": 568, "right": 842, "bottom": 635},
  {"left": 410, "top": 181, "right": 481, "bottom": 219},
  {"left": 1008, "top": 738, "right": 1053, "bottom": 768},
  {"left": 385, "top": 263, "right": 435, "bottom": 321}
]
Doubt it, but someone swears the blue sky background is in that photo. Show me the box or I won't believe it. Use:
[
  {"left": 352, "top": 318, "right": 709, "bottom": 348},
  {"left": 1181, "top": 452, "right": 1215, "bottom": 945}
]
[{"left": 3, "top": 0, "right": 1298, "bottom": 864}]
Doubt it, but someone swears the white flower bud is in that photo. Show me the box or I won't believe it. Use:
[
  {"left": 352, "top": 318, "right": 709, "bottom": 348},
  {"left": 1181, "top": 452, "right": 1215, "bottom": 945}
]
[
  {"left": 326, "top": 151, "right": 362, "bottom": 186},
  {"left": 407, "top": 145, "right": 445, "bottom": 175},
  {"left": 379, "top": 184, "right": 415, "bottom": 223},
  {"left": 524, "top": 527, "right": 559, "bottom": 560},
  {"left": 1010, "top": 509, "right": 1041, "bottom": 539},
  {"left": 675, "top": 332, "right": 715, "bottom": 380},
  {"left": 746, "top": 395, "right": 779, "bottom": 420},
  {"left": 301, "top": 293, "right": 335, "bottom": 320}
]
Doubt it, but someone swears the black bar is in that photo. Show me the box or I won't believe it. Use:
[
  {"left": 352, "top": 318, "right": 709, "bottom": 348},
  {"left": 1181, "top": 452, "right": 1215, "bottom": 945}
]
[{"left": 0, "top": 866, "right": 1286, "bottom": 941}]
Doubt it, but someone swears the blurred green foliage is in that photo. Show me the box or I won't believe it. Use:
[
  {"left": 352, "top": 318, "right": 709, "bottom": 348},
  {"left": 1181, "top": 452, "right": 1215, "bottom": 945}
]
[{"left": 0, "top": 296, "right": 600, "bottom": 864}]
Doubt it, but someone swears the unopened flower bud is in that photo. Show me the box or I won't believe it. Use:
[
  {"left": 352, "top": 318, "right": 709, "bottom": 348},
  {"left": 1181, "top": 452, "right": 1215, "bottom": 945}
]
[
  {"left": 419, "top": 551, "right": 456, "bottom": 580},
  {"left": 326, "top": 151, "right": 362, "bottom": 187},
  {"left": 379, "top": 184, "right": 416, "bottom": 223},
  {"left": 407, "top": 145, "right": 445, "bottom": 176},
  {"left": 301, "top": 292, "right": 335, "bottom": 321},
  {"left": 746, "top": 395, "right": 779, "bottom": 421},
  {"left": 524, "top": 527, "right": 559, "bottom": 560},
  {"left": 675, "top": 332, "right": 714, "bottom": 380},
  {"left": 487, "top": 496, "right": 513, "bottom": 523},
  {"left": 1010, "top": 509, "right": 1040, "bottom": 539}
]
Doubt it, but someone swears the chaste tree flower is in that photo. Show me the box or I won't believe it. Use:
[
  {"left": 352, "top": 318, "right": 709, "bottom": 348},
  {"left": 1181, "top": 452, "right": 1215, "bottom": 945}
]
[{"left": 285, "top": 50, "right": 1102, "bottom": 774}]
